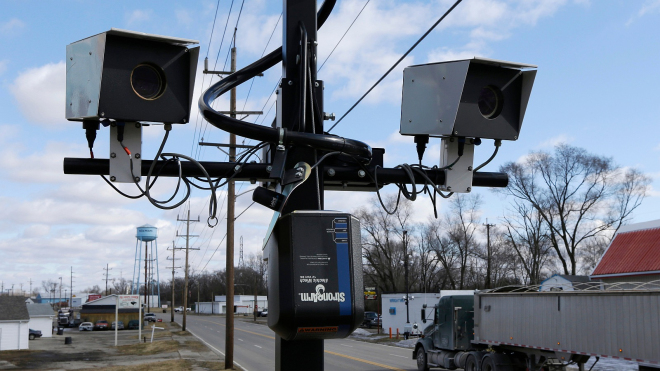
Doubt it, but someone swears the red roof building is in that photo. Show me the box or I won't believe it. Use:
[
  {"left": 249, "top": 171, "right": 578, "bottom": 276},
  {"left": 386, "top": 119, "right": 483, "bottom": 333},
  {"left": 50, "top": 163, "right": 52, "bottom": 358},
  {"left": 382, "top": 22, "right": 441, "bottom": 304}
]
[{"left": 591, "top": 219, "right": 660, "bottom": 284}]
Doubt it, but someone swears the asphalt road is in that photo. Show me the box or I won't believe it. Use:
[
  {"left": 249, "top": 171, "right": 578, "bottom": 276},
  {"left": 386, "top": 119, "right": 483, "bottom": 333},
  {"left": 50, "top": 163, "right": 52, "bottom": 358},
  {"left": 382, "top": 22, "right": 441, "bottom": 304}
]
[{"left": 159, "top": 312, "right": 416, "bottom": 371}]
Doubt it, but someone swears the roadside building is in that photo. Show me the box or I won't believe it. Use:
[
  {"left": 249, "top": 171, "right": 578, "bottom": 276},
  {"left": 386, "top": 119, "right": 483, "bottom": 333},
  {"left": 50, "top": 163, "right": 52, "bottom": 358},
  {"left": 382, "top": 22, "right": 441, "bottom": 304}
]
[
  {"left": 591, "top": 219, "right": 660, "bottom": 289},
  {"left": 381, "top": 291, "right": 473, "bottom": 335},
  {"left": 539, "top": 274, "right": 593, "bottom": 291},
  {"left": 26, "top": 303, "right": 55, "bottom": 338},
  {"left": 0, "top": 296, "right": 30, "bottom": 351},
  {"left": 80, "top": 295, "right": 141, "bottom": 324},
  {"left": 196, "top": 295, "right": 268, "bottom": 315}
]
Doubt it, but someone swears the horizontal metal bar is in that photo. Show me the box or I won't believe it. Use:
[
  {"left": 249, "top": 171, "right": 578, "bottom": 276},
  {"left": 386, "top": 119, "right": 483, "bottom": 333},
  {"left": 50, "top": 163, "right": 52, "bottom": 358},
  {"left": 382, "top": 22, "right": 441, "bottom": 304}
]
[
  {"left": 218, "top": 111, "right": 263, "bottom": 115},
  {"left": 62, "top": 158, "right": 508, "bottom": 188},
  {"left": 198, "top": 142, "right": 257, "bottom": 149},
  {"left": 202, "top": 70, "right": 264, "bottom": 77}
]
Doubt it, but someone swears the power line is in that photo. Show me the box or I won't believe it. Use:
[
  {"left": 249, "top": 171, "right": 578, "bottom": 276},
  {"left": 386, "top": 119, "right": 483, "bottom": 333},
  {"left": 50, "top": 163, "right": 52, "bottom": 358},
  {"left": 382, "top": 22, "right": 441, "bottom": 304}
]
[
  {"left": 327, "top": 0, "right": 463, "bottom": 133},
  {"left": 206, "top": 0, "right": 223, "bottom": 59},
  {"left": 318, "top": 0, "right": 371, "bottom": 72}
]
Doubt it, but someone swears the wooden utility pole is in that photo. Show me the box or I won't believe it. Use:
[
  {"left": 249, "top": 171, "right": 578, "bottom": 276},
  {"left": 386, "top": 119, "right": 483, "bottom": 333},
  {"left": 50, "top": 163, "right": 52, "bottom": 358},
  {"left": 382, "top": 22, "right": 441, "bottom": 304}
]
[
  {"left": 484, "top": 221, "right": 496, "bottom": 289},
  {"left": 225, "top": 45, "right": 237, "bottom": 370},
  {"left": 201, "top": 44, "right": 262, "bottom": 371},
  {"left": 104, "top": 264, "right": 112, "bottom": 296},
  {"left": 168, "top": 241, "right": 181, "bottom": 323},
  {"left": 177, "top": 209, "right": 199, "bottom": 331}
]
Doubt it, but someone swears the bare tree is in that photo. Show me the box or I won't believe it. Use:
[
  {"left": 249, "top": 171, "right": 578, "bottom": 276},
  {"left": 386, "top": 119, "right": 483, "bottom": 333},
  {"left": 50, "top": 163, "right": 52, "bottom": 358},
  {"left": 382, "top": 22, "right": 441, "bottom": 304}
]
[
  {"left": 500, "top": 144, "right": 650, "bottom": 275},
  {"left": 502, "top": 201, "right": 554, "bottom": 284},
  {"left": 443, "top": 194, "right": 483, "bottom": 289},
  {"left": 355, "top": 196, "right": 415, "bottom": 293}
]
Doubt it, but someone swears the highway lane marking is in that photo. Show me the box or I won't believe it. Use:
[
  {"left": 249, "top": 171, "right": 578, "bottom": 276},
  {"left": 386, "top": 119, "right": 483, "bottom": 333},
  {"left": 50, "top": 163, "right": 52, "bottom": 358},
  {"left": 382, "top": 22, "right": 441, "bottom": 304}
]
[
  {"left": 238, "top": 338, "right": 244, "bottom": 342},
  {"left": 254, "top": 345, "right": 262, "bottom": 349},
  {"left": 325, "top": 350, "right": 406, "bottom": 371},
  {"left": 184, "top": 327, "right": 249, "bottom": 371},
  {"left": 197, "top": 318, "right": 406, "bottom": 370},
  {"left": 390, "top": 353, "right": 407, "bottom": 358},
  {"left": 340, "top": 344, "right": 353, "bottom": 347}
]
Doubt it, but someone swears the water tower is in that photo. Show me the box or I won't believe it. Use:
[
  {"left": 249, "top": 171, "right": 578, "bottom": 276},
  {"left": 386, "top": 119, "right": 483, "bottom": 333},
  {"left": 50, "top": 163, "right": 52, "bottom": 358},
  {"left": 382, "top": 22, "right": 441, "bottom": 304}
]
[{"left": 131, "top": 224, "right": 160, "bottom": 308}]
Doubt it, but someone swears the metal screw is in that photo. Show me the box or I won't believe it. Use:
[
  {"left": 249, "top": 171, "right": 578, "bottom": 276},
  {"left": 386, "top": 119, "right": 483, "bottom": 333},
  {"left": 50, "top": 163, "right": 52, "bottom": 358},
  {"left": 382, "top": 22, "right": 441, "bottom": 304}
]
[
  {"left": 135, "top": 153, "right": 141, "bottom": 159},
  {"left": 101, "top": 112, "right": 105, "bottom": 117},
  {"left": 110, "top": 153, "right": 117, "bottom": 158},
  {"left": 326, "top": 168, "right": 336, "bottom": 177},
  {"left": 70, "top": 103, "right": 72, "bottom": 106},
  {"left": 110, "top": 176, "right": 116, "bottom": 182},
  {"left": 295, "top": 173, "right": 302, "bottom": 179},
  {"left": 468, "top": 166, "right": 473, "bottom": 171},
  {"left": 467, "top": 187, "right": 472, "bottom": 192},
  {"left": 135, "top": 122, "right": 141, "bottom": 128},
  {"left": 288, "top": 80, "right": 293, "bottom": 86},
  {"left": 134, "top": 177, "right": 140, "bottom": 182},
  {"left": 182, "top": 119, "right": 187, "bottom": 123},
  {"left": 454, "top": 130, "right": 458, "bottom": 135},
  {"left": 315, "top": 82, "right": 319, "bottom": 88},
  {"left": 89, "top": 52, "right": 92, "bottom": 55},
  {"left": 276, "top": 89, "right": 280, "bottom": 94},
  {"left": 88, "top": 100, "right": 91, "bottom": 103},
  {"left": 514, "top": 136, "right": 518, "bottom": 140},
  {"left": 70, "top": 57, "right": 73, "bottom": 60},
  {"left": 265, "top": 166, "right": 273, "bottom": 173},
  {"left": 409, "top": 119, "right": 412, "bottom": 123},
  {"left": 447, "top": 186, "right": 452, "bottom": 191},
  {"left": 234, "top": 165, "right": 241, "bottom": 172},
  {"left": 412, "top": 79, "right": 415, "bottom": 82},
  {"left": 358, "top": 170, "right": 366, "bottom": 178}
]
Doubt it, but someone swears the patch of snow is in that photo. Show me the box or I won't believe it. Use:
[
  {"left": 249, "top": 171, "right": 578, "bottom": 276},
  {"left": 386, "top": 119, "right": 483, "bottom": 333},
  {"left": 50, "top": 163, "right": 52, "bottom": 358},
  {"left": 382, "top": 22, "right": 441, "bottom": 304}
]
[
  {"left": 566, "top": 357, "right": 639, "bottom": 371},
  {"left": 394, "top": 339, "right": 417, "bottom": 348},
  {"left": 351, "top": 328, "right": 372, "bottom": 337}
]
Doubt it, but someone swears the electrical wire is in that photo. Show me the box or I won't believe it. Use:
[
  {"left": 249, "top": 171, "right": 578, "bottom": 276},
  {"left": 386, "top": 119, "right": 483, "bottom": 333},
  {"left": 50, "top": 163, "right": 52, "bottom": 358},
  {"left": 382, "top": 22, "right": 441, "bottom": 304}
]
[
  {"left": 327, "top": 0, "right": 463, "bottom": 133},
  {"left": 474, "top": 139, "right": 501, "bottom": 172},
  {"left": 318, "top": 0, "right": 370, "bottom": 72},
  {"left": 206, "top": 0, "right": 223, "bottom": 59}
]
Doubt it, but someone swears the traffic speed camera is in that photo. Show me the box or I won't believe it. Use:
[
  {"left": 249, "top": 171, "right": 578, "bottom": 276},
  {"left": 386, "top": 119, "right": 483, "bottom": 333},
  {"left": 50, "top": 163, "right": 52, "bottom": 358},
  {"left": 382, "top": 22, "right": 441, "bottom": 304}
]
[
  {"left": 265, "top": 211, "right": 364, "bottom": 340},
  {"left": 400, "top": 57, "right": 536, "bottom": 140},
  {"left": 65, "top": 28, "right": 199, "bottom": 124}
]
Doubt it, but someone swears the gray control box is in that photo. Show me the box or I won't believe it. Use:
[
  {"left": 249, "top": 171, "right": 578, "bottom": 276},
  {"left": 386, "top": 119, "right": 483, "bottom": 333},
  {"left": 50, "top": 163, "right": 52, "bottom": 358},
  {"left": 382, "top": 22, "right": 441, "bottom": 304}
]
[{"left": 400, "top": 57, "right": 536, "bottom": 141}]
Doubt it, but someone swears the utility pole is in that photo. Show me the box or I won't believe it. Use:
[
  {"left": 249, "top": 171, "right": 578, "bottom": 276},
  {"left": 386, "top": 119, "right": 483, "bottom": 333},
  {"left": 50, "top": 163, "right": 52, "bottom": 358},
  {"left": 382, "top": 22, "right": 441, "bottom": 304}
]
[
  {"left": 177, "top": 209, "right": 200, "bottom": 331},
  {"left": 103, "top": 264, "right": 112, "bottom": 295},
  {"left": 404, "top": 230, "right": 410, "bottom": 336},
  {"left": 225, "top": 45, "right": 237, "bottom": 370},
  {"left": 200, "top": 46, "right": 262, "bottom": 370},
  {"left": 484, "top": 221, "right": 496, "bottom": 289},
  {"left": 29, "top": 279, "right": 33, "bottom": 298},
  {"left": 58, "top": 278, "right": 62, "bottom": 307},
  {"left": 168, "top": 241, "right": 181, "bottom": 323},
  {"left": 70, "top": 267, "right": 74, "bottom": 308}
]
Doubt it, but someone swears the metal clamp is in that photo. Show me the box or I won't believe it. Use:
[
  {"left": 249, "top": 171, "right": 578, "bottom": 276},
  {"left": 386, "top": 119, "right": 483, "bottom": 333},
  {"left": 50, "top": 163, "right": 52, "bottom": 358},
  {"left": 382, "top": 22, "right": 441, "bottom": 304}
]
[{"left": 277, "top": 128, "right": 286, "bottom": 151}]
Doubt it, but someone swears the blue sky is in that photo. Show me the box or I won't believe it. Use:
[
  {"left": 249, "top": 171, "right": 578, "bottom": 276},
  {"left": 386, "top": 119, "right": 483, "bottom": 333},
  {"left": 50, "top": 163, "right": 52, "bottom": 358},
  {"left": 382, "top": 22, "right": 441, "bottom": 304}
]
[{"left": 1, "top": 0, "right": 660, "bottom": 295}]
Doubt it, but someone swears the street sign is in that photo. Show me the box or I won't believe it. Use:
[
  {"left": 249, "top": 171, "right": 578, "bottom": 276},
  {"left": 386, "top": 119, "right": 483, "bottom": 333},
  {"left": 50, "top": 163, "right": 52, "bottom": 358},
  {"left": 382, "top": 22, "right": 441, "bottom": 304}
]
[
  {"left": 364, "top": 287, "right": 377, "bottom": 300},
  {"left": 118, "top": 295, "right": 141, "bottom": 308}
]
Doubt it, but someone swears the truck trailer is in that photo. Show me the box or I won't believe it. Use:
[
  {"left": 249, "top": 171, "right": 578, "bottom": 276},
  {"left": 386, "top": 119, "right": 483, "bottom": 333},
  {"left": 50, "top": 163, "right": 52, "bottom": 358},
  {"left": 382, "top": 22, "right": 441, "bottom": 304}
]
[{"left": 412, "top": 285, "right": 660, "bottom": 371}]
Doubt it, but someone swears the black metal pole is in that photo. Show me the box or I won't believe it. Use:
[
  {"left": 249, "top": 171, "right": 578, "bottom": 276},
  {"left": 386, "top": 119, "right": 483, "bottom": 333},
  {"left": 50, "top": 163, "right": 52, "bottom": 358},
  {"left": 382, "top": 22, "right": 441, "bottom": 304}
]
[
  {"left": 275, "top": 1, "right": 324, "bottom": 370},
  {"left": 62, "top": 158, "right": 509, "bottom": 188}
]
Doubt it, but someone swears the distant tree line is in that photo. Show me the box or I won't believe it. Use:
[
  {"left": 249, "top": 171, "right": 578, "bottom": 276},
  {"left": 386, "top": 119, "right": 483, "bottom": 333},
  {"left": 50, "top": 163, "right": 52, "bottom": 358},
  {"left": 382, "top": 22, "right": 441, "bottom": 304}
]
[{"left": 358, "top": 144, "right": 650, "bottom": 293}]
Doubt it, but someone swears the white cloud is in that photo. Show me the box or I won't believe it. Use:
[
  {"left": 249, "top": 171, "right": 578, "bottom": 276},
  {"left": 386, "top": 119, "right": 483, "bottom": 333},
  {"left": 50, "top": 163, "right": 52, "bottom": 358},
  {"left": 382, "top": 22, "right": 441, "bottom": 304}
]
[
  {"left": 0, "top": 18, "right": 25, "bottom": 34},
  {"left": 125, "top": 9, "right": 153, "bottom": 27},
  {"left": 10, "top": 61, "right": 66, "bottom": 126},
  {"left": 627, "top": 0, "right": 660, "bottom": 25},
  {"left": 537, "top": 134, "right": 574, "bottom": 148}
]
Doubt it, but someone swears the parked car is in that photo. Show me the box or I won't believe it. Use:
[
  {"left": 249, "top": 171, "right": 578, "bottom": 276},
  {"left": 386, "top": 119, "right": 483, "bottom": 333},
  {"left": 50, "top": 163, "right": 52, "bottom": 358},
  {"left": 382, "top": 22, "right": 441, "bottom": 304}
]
[
  {"left": 127, "top": 320, "right": 142, "bottom": 330},
  {"left": 368, "top": 314, "right": 382, "bottom": 329},
  {"left": 174, "top": 306, "right": 191, "bottom": 312},
  {"left": 111, "top": 321, "right": 124, "bottom": 330},
  {"left": 29, "top": 329, "right": 42, "bottom": 340},
  {"left": 144, "top": 313, "right": 156, "bottom": 322},
  {"left": 79, "top": 322, "right": 94, "bottom": 331},
  {"left": 362, "top": 311, "right": 378, "bottom": 328},
  {"left": 94, "top": 320, "right": 109, "bottom": 331},
  {"left": 259, "top": 309, "right": 268, "bottom": 317}
]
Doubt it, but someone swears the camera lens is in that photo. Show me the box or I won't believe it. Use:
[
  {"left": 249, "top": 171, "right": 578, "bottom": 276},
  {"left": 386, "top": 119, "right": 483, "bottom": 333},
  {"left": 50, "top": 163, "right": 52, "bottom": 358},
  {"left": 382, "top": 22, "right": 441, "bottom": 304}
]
[
  {"left": 131, "top": 64, "right": 166, "bottom": 100},
  {"left": 478, "top": 85, "right": 503, "bottom": 119}
]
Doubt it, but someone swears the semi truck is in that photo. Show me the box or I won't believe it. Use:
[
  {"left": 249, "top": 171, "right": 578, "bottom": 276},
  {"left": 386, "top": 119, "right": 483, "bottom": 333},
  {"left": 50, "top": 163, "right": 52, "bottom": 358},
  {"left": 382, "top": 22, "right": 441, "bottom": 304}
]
[{"left": 412, "top": 285, "right": 660, "bottom": 371}]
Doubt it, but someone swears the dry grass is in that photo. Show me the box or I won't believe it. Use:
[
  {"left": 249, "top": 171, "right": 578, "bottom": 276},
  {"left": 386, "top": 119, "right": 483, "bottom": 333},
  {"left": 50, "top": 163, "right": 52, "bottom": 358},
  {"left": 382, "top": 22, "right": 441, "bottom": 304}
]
[
  {"left": 116, "top": 340, "right": 180, "bottom": 355},
  {"left": 80, "top": 359, "right": 192, "bottom": 371}
]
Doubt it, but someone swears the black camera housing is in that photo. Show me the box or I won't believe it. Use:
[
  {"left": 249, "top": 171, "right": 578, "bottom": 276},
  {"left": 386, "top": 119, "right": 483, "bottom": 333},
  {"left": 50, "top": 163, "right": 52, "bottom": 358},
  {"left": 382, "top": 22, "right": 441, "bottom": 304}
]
[{"left": 66, "top": 28, "right": 199, "bottom": 124}]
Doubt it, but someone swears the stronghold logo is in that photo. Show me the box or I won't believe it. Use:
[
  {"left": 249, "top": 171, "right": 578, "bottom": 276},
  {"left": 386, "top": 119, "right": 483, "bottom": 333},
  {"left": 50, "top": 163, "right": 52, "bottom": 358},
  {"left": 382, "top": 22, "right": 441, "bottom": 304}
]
[{"left": 300, "top": 284, "right": 346, "bottom": 303}]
